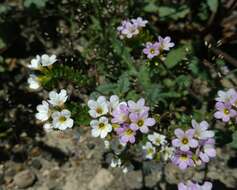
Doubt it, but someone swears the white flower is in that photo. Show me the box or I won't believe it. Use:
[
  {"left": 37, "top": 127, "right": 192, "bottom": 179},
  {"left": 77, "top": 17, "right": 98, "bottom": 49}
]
[
  {"left": 104, "top": 140, "right": 110, "bottom": 149},
  {"left": 161, "top": 146, "right": 174, "bottom": 161},
  {"left": 108, "top": 95, "right": 120, "bottom": 113},
  {"left": 121, "top": 162, "right": 134, "bottom": 173},
  {"left": 148, "top": 132, "right": 167, "bottom": 146},
  {"left": 131, "top": 17, "right": 148, "bottom": 28},
  {"left": 158, "top": 36, "right": 175, "bottom": 51},
  {"left": 215, "top": 89, "right": 236, "bottom": 103},
  {"left": 28, "top": 55, "right": 41, "bottom": 70},
  {"left": 52, "top": 109, "right": 74, "bottom": 130},
  {"left": 48, "top": 89, "right": 68, "bottom": 107},
  {"left": 88, "top": 96, "right": 108, "bottom": 118},
  {"left": 35, "top": 101, "right": 51, "bottom": 121},
  {"left": 43, "top": 122, "right": 53, "bottom": 132},
  {"left": 128, "top": 98, "right": 149, "bottom": 113},
  {"left": 142, "top": 142, "right": 156, "bottom": 160},
  {"left": 111, "top": 138, "right": 126, "bottom": 155},
  {"left": 106, "top": 153, "right": 121, "bottom": 168},
  {"left": 41, "top": 54, "right": 57, "bottom": 67},
  {"left": 191, "top": 120, "right": 214, "bottom": 140},
  {"left": 90, "top": 117, "right": 112, "bottom": 138},
  {"left": 121, "top": 22, "right": 139, "bottom": 38},
  {"left": 27, "top": 74, "right": 41, "bottom": 90}
]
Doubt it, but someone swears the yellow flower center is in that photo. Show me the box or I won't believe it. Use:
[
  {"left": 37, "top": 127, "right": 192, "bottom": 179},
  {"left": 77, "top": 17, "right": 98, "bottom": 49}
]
[
  {"left": 98, "top": 123, "right": 105, "bottom": 129},
  {"left": 125, "top": 129, "right": 133, "bottom": 136},
  {"left": 147, "top": 148, "right": 154, "bottom": 154},
  {"left": 182, "top": 138, "right": 189, "bottom": 145},
  {"left": 150, "top": 49, "right": 155, "bottom": 54},
  {"left": 156, "top": 139, "right": 161, "bottom": 144},
  {"left": 224, "top": 108, "right": 229, "bottom": 115},
  {"left": 137, "top": 120, "right": 144, "bottom": 127},
  {"left": 180, "top": 154, "right": 188, "bottom": 161},
  {"left": 59, "top": 116, "right": 67, "bottom": 123}
]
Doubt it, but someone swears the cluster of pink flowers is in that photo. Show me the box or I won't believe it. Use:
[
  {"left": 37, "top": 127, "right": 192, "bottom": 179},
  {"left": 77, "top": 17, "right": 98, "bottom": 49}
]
[
  {"left": 214, "top": 89, "right": 237, "bottom": 123},
  {"left": 178, "top": 181, "right": 213, "bottom": 190},
  {"left": 143, "top": 36, "right": 175, "bottom": 59},
  {"left": 171, "top": 120, "right": 216, "bottom": 170},
  {"left": 117, "top": 17, "right": 148, "bottom": 39}
]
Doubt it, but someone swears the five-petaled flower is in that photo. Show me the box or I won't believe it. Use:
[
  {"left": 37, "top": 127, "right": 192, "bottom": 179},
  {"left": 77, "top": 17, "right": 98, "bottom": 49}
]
[
  {"left": 90, "top": 117, "right": 112, "bottom": 138},
  {"left": 172, "top": 128, "right": 198, "bottom": 151}
]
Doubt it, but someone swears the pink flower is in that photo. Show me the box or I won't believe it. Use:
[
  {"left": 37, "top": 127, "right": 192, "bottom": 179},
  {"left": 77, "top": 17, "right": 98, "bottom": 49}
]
[
  {"left": 143, "top": 42, "right": 160, "bottom": 59},
  {"left": 172, "top": 128, "right": 198, "bottom": 151},
  {"left": 214, "top": 102, "right": 236, "bottom": 122},
  {"left": 199, "top": 139, "right": 216, "bottom": 163},
  {"left": 116, "top": 125, "right": 136, "bottom": 144},
  {"left": 129, "top": 111, "right": 155, "bottom": 133},
  {"left": 172, "top": 150, "right": 194, "bottom": 170}
]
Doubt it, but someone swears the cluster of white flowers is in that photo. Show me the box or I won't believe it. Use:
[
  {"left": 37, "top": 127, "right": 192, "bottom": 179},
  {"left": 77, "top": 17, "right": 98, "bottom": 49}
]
[
  {"left": 27, "top": 54, "right": 57, "bottom": 90},
  {"left": 142, "top": 132, "right": 174, "bottom": 161},
  {"left": 35, "top": 89, "right": 73, "bottom": 131}
]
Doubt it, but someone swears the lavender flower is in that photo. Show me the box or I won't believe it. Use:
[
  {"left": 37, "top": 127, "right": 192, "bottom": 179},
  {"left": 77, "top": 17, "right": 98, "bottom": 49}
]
[
  {"left": 199, "top": 138, "right": 216, "bottom": 163},
  {"left": 112, "top": 103, "right": 129, "bottom": 124},
  {"left": 230, "top": 93, "right": 237, "bottom": 108},
  {"left": 214, "top": 102, "right": 236, "bottom": 122},
  {"left": 172, "top": 150, "right": 194, "bottom": 170},
  {"left": 172, "top": 128, "right": 198, "bottom": 151},
  {"left": 116, "top": 125, "right": 136, "bottom": 144},
  {"left": 129, "top": 111, "right": 155, "bottom": 133},
  {"left": 131, "top": 17, "right": 148, "bottom": 28},
  {"left": 178, "top": 181, "right": 213, "bottom": 190},
  {"left": 158, "top": 36, "right": 175, "bottom": 51},
  {"left": 143, "top": 42, "right": 160, "bottom": 59}
]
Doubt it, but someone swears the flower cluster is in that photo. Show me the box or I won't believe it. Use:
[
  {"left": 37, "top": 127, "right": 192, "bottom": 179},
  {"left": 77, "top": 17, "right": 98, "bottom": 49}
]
[
  {"left": 117, "top": 17, "right": 148, "bottom": 39},
  {"left": 27, "top": 54, "right": 57, "bottom": 90},
  {"left": 178, "top": 181, "right": 213, "bottom": 190},
  {"left": 143, "top": 36, "right": 175, "bottom": 60},
  {"left": 142, "top": 132, "right": 174, "bottom": 161},
  {"left": 88, "top": 95, "right": 156, "bottom": 172},
  {"left": 35, "top": 89, "right": 73, "bottom": 131},
  {"left": 214, "top": 89, "right": 237, "bottom": 123},
  {"left": 171, "top": 120, "right": 216, "bottom": 170}
]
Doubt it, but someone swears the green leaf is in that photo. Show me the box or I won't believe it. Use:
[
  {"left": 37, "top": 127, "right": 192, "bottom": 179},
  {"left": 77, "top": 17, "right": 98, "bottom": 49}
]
[
  {"left": 137, "top": 65, "right": 151, "bottom": 89},
  {"left": 96, "top": 83, "right": 117, "bottom": 95},
  {"left": 0, "top": 38, "right": 6, "bottom": 49},
  {"left": 206, "top": 0, "right": 218, "bottom": 13},
  {"left": 117, "top": 73, "right": 130, "bottom": 94},
  {"left": 176, "top": 75, "right": 191, "bottom": 88},
  {"left": 158, "top": 5, "right": 190, "bottom": 20},
  {"left": 230, "top": 131, "right": 237, "bottom": 149},
  {"left": 0, "top": 5, "right": 10, "bottom": 14},
  {"left": 165, "top": 48, "right": 186, "bottom": 69},
  {"left": 144, "top": 3, "right": 159, "bottom": 13},
  {"left": 24, "top": 0, "right": 48, "bottom": 8}
]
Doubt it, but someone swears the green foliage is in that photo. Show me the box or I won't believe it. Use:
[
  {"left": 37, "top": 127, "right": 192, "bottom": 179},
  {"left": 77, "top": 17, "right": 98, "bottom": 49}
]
[
  {"left": 24, "top": 0, "right": 48, "bottom": 8},
  {"left": 158, "top": 5, "right": 190, "bottom": 20},
  {"left": 165, "top": 42, "right": 192, "bottom": 69},
  {"left": 206, "top": 0, "right": 219, "bottom": 13},
  {"left": 230, "top": 131, "right": 237, "bottom": 149},
  {"left": 42, "top": 65, "right": 92, "bottom": 89}
]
